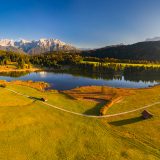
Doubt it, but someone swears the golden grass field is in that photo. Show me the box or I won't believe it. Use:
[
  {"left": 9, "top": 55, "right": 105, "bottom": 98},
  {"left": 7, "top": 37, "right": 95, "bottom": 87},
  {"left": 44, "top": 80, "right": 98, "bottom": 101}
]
[
  {"left": 0, "top": 81, "right": 160, "bottom": 159},
  {"left": 0, "top": 62, "right": 40, "bottom": 73}
]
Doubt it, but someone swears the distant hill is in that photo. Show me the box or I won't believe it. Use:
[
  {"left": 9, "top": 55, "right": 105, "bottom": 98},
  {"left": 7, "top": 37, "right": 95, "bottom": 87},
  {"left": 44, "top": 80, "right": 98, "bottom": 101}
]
[
  {"left": 81, "top": 41, "right": 160, "bottom": 61},
  {"left": 145, "top": 37, "right": 160, "bottom": 42},
  {"left": 0, "top": 39, "right": 77, "bottom": 54}
]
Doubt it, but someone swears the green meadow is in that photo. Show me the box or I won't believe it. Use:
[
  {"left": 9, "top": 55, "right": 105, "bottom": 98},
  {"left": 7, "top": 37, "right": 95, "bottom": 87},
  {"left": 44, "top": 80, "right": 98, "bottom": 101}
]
[
  {"left": 0, "top": 82, "right": 160, "bottom": 160},
  {"left": 81, "top": 60, "right": 160, "bottom": 68}
]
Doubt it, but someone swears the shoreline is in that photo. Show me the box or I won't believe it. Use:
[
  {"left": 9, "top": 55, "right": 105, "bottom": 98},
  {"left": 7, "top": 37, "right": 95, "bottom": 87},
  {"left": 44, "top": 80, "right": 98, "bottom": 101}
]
[
  {"left": 0, "top": 67, "right": 159, "bottom": 91},
  {"left": 0, "top": 66, "right": 68, "bottom": 73},
  {"left": 0, "top": 68, "right": 42, "bottom": 73}
]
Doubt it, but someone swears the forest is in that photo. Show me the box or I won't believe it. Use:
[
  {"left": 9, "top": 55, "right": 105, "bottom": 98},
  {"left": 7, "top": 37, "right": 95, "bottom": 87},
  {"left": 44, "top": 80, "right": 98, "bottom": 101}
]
[
  {"left": 0, "top": 50, "right": 160, "bottom": 76},
  {"left": 81, "top": 41, "right": 160, "bottom": 61},
  {"left": 0, "top": 50, "right": 31, "bottom": 69}
]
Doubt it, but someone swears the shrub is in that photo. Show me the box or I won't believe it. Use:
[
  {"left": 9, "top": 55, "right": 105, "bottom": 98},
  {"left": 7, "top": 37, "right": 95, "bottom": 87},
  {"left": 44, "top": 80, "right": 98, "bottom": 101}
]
[{"left": 0, "top": 84, "right": 7, "bottom": 88}]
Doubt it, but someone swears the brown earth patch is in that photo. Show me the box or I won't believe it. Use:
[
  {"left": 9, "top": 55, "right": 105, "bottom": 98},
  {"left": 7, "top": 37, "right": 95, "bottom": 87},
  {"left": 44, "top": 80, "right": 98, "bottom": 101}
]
[{"left": 63, "top": 86, "right": 132, "bottom": 115}]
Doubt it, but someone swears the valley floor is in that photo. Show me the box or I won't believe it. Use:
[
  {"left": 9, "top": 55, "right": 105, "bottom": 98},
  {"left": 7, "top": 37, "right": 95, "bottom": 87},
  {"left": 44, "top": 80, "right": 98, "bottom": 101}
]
[{"left": 0, "top": 81, "right": 160, "bottom": 160}]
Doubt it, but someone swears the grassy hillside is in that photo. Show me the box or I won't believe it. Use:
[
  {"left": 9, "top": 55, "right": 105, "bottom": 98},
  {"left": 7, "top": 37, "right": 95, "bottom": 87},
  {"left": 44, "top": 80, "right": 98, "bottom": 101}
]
[{"left": 0, "top": 82, "right": 160, "bottom": 159}]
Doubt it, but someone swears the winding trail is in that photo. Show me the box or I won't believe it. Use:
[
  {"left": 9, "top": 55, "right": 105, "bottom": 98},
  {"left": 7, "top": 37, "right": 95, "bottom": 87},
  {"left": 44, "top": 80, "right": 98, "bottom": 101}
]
[{"left": 6, "top": 88, "right": 160, "bottom": 118}]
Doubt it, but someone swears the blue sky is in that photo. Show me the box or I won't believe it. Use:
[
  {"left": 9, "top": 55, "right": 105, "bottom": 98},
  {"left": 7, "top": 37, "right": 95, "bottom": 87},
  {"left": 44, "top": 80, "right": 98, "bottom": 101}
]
[{"left": 0, "top": 0, "right": 160, "bottom": 48}]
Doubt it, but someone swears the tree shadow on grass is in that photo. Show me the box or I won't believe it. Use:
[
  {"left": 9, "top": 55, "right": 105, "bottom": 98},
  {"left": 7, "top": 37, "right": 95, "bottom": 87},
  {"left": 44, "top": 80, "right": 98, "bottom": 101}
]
[
  {"left": 83, "top": 102, "right": 106, "bottom": 116},
  {"left": 109, "top": 116, "right": 144, "bottom": 126},
  {"left": 29, "top": 96, "right": 42, "bottom": 101},
  {"left": 59, "top": 92, "right": 76, "bottom": 100}
]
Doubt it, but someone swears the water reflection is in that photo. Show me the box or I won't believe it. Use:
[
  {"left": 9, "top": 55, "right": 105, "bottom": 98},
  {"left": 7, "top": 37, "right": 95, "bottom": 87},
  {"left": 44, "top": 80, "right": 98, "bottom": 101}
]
[{"left": 0, "top": 71, "right": 159, "bottom": 90}]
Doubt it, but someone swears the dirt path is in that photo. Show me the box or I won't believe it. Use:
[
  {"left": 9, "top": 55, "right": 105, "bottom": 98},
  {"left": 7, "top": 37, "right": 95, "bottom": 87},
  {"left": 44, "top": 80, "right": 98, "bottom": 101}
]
[{"left": 5, "top": 88, "right": 160, "bottom": 118}]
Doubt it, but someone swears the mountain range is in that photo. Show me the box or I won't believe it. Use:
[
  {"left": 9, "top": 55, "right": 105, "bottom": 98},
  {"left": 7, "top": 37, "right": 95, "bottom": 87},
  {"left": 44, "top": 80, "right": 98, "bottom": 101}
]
[
  {"left": 1, "top": 37, "right": 160, "bottom": 61},
  {"left": 0, "top": 38, "right": 76, "bottom": 54}
]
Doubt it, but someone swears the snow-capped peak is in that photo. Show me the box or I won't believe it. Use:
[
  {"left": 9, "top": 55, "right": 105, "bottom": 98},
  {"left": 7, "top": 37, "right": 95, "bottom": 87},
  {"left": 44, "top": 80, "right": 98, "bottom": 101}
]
[
  {"left": 0, "top": 39, "right": 14, "bottom": 47},
  {"left": 0, "top": 38, "right": 76, "bottom": 54},
  {"left": 39, "top": 38, "right": 47, "bottom": 42},
  {"left": 19, "top": 39, "right": 31, "bottom": 44}
]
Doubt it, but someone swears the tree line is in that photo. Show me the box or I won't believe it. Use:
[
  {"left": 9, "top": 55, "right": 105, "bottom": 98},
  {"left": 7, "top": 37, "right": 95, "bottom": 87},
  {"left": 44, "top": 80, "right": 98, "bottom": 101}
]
[
  {"left": 0, "top": 50, "right": 160, "bottom": 76},
  {"left": 30, "top": 52, "right": 82, "bottom": 67},
  {"left": 0, "top": 51, "right": 31, "bottom": 69}
]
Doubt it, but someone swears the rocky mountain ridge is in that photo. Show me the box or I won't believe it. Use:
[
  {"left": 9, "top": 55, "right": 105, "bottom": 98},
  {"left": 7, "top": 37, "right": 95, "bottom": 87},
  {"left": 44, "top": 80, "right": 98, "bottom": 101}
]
[{"left": 0, "top": 38, "right": 76, "bottom": 54}]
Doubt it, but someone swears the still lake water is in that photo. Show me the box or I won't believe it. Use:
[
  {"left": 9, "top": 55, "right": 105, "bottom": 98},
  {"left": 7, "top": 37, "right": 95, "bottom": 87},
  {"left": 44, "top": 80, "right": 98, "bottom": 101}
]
[{"left": 0, "top": 71, "right": 159, "bottom": 90}]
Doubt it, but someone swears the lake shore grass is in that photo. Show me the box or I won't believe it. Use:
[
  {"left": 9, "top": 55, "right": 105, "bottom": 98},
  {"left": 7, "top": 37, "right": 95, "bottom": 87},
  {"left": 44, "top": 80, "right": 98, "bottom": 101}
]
[
  {"left": 0, "top": 63, "right": 42, "bottom": 73},
  {"left": 0, "top": 81, "right": 160, "bottom": 159}
]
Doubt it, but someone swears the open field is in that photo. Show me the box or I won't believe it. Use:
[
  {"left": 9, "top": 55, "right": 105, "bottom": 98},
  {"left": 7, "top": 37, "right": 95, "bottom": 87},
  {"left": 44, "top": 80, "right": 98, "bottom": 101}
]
[
  {"left": 0, "top": 81, "right": 160, "bottom": 159},
  {"left": 81, "top": 60, "right": 160, "bottom": 68},
  {"left": 0, "top": 62, "right": 41, "bottom": 73}
]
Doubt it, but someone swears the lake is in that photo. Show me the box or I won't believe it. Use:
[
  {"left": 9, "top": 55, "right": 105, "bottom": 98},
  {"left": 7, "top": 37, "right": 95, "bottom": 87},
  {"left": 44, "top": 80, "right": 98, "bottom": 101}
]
[{"left": 0, "top": 71, "right": 159, "bottom": 90}]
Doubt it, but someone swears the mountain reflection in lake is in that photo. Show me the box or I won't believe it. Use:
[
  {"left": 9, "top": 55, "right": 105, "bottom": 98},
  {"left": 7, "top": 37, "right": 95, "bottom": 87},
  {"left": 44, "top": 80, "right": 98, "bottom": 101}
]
[{"left": 0, "top": 71, "right": 159, "bottom": 90}]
